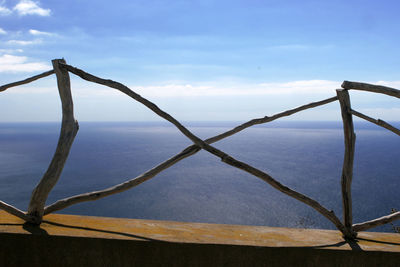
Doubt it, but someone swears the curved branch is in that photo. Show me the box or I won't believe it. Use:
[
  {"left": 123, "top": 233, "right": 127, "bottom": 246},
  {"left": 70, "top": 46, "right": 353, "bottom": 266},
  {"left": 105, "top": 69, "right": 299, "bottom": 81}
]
[
  {"left": 342, "top": 81, "right": 400, "bottom": 99},
  {"left": 218, "top": 154, "right": 347, "bottom": 235},
  {"left": 206, "top": 96, "right": 338, "bottom": 144},
  {"left": 353, "top": 211, "right": 400, "bottom": 232},
  {"left": 45, "top": 96, "right": 338, "bottom": 214},
  {"left": 44, "top": 146, "right": 198, "bottom": 214},
  {"left": 27, "top": 59, "right": 79, "bottom": 224},
  {"left": 61, "top": 63, "right": 206, "bottom": 147},
  {"left": 0, "top": 70, "right": 54, "bottom": 92}
]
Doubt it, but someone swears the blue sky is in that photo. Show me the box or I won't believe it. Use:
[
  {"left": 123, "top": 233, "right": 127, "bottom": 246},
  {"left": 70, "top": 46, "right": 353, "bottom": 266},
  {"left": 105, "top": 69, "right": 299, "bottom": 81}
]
[{"left": 0, "top": 0, "right": 399, "bottom": 122}]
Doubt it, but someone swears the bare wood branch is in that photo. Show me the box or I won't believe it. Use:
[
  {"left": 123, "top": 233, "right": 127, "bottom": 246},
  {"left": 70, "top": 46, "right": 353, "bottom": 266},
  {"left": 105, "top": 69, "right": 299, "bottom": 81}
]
[
  {"left": 353, "top": 211, "right": 400, "bottom": 232},
  {"left": 61, "top": 63, "right": 209, "bottom": 148},
  {"left": 218, "top": 153, "right": 348, "bottom": 236},
  {"left": 337, "top": 89, "right": 356, "bottom": 238},
  {"left": 44, "top": 148, "right": 198, "bottom": 215},
  {"left": 351, "top": 109, "right": 400, "bottom": 137},
  {"left": 44, "top": 96, "right": 338, "bottom": 213},
  {"left": 206, "top": 96, "right": 338, "bottom": 144},
  {"left": 27, "top": 59, "right": 79, "bottom": 224},
  {"left": 0, "top": 200, "right": 30, "bottom": 221},
  {"left": 0, "top": 70, "right": 54, "bottom": 92},
  {"left": 342, "top": 81, "right": 400, "bottom": 99}
]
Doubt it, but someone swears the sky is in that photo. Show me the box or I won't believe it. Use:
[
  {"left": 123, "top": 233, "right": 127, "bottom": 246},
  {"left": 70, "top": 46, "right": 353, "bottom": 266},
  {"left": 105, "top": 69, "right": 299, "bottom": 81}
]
[{"left": 0, "top": 0, "right": 399, "bottom": 122}]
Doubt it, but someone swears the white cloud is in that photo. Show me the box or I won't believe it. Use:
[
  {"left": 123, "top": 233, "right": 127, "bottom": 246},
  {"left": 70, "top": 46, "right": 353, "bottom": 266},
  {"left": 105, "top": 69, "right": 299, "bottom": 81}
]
[
  {"left": 13, "top": 0, "right": 50, "bottom": 16},
  {"left": 0, "top": 54, "right": 50, "bottom": 72},
  {"left": 0, "top": 48, "right": 24, "bottom": 53},
  {"left": 5, "top": 77, "right": 399, "bottom": 101},
  {"left": 0, "top": 27, "right": 6, "bottom": 34},
  {"left": 130, "top": 80, "right": 341, "bottom": 97},
  {"left": 0, "top": 5, "right": 11, "bottom": 15},
  {"left": 256, "top": 80, "right": 340, "bottom": 95},
  {"left": 129, "top": 80, "right": 400, "bottom": 98},
  {"left": 375, "top": 81, "right": 400, "bottom": 89},
  {"left": 135, "top": 84, "right": 216, "bottom": 97},
  {"left": 7, "top": 39, "right": 42, "bottom": 45},
  {"left": 29, "top": 29, "right": 52, "bottom": 36}
]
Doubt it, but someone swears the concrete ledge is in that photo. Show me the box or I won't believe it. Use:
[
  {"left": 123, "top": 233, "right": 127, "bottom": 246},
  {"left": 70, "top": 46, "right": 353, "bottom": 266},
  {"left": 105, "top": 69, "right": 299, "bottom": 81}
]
[{"left": 1, "top": 211, "right": 399, "bottom": 266}]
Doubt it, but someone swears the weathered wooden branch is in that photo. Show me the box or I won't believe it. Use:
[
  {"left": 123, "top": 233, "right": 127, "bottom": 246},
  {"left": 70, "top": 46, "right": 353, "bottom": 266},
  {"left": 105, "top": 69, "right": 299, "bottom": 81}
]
[
  {"left": 341, "top": 81, "right": 400, "bottom": 99},
  {"left": 61, "top": 63, "right": 209, "bottom": 149},
  {"left": 44, "top": 148, "right": 197, "bottom": 215},
  {"left": 350, "top": 109, "right": 400, "bottom": 137},
  {"left": 353, "top": 211, "right": 400, "bottom": 232},
  {"left": 219, "top": 154, "right": 348, "bottom": 236},
  {"left": 27, "top": 59, "right": 79, "bottom": 224},
  {"left": 0, "top": 200, "right": 30, "bottom": 221},
  {"left": 206, "top": 96, "right": 338, "bottom": 144},
  {"left": 45, "top": 96, "right": 338, "bottom": 216},
  {"left": 0, "top": 70, "right": 54, "bottom": 92},
  {"left": 336, "top": 89, "right": 356, "bottom": 238}
]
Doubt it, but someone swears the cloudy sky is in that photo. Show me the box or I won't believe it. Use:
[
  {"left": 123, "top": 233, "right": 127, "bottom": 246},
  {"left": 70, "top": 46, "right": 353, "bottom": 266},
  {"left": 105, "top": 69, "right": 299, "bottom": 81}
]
[{"left": 0, "top": 0, "right": 399, "bottom": 122}]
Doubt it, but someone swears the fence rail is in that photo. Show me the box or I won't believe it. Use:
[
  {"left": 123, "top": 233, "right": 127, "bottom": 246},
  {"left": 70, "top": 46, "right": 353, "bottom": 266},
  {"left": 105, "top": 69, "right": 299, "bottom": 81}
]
[{"left": 1, "top": 58, "right": 399, "bottom": 239}]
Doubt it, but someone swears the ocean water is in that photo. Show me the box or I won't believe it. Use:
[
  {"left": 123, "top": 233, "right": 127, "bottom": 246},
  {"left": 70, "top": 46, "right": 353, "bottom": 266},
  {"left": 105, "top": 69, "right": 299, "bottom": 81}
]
[{"left": 0, "top": 121, "right": 399, "bottom": 232}]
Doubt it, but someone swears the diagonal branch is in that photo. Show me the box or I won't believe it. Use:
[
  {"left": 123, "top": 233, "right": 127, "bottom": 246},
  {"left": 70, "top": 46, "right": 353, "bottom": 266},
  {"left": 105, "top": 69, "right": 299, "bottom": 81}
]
[
  {"left": 216, "top": 152, "right": 348, "bottom": 235},
  {"left": 27, "top": 59, "right": 79, "bottom": 224},
  {"left": 61, "top": 63, "right": 207, "bottom": 148},
  {"left": 341, "top": 81, "right": 400, "bottom": 99},
  {"left": 206, "top": 96, "right": 338, "bottom": 144},
  {"left": 353, "top": 211, "right": 400, "bottom": 232},
  {"left": 44, "top": 148, "right": 197, "bottom": 215},
  {"left": 0, "top": 70, "right": 54, "bottom": 92},
  {"left": 0, "top": 200, "right": 30, "bottom": 221},
  {"left": 350, "top": 109, "right": 400, "bottom": 137},
  {"left": 45, "top": 97, "right": 338, "bottom": 214}
]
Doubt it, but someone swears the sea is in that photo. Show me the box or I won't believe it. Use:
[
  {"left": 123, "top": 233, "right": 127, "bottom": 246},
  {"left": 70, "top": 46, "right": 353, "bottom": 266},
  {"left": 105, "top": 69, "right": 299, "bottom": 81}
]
[{"left": 0, "top": 121, "right": 399, "bottom": 232}]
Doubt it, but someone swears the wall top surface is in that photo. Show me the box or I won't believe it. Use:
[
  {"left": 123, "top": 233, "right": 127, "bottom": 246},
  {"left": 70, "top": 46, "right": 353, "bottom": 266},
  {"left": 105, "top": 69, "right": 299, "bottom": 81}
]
[{"left": 1, "top": 210, "right": 399, "bottom": 253}]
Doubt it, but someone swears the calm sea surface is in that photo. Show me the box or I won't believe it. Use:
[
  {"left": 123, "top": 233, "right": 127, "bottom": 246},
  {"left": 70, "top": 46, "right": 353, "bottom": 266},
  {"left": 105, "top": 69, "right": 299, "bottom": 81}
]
[{"left": 0, "top": 121, "right": 399, "bottom": 232}]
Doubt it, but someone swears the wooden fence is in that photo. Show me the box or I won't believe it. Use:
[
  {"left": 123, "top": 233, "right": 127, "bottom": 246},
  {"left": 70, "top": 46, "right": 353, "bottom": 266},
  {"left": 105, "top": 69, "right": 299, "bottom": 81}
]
[{"left": 1, "top": 59, "right": 399, "bottom": 239}]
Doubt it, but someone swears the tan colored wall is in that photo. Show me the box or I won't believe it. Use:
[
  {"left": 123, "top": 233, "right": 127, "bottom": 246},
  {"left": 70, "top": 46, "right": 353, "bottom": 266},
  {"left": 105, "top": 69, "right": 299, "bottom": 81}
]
[{"left": 1, "top": 211, "right": 399, "bottom": 266}]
